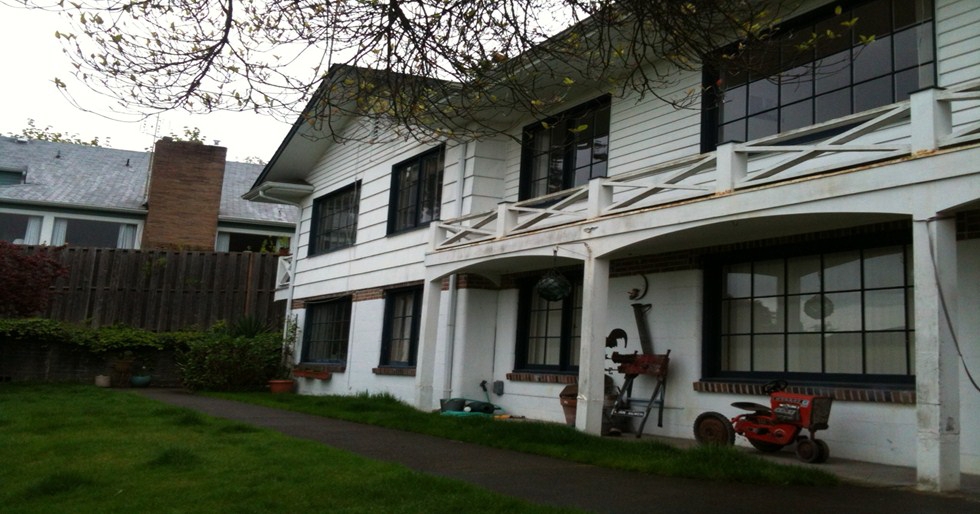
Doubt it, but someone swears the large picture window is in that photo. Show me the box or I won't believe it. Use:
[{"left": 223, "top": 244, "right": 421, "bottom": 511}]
[
  {"left": 702, "top": 0, "right": 935, "bottom": 151},
  {"left": 380, "top": 286, "right": 422, "bottom": 367},
  {"left": 53, "top": 217, "right": 138, "bottom": 249},
  {"left": 520, "top": 96, "right": 611, "bottom": 200},
  {"left": 515, "top": 276, "right": 582, "bottom": 372},
  {"left": 703, "top": 232, "right": 914, "bottom": 385},
  {"left": 388, "top": 147, "right": 444, "bottom": 234},
  {"left": 309, "top": 182, "right": 359, "bottom": 256},
  {"left": 302, "top": 298, "right": 352, "bottom": 364},
  {"left": 0, "top": 212, "right": 41, "bottom": 244}
]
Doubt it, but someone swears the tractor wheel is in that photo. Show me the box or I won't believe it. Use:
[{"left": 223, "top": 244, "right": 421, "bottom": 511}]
[
  {"left": 748, "top": 439, "right": 785, "bottom": 453},
  {"left": 813, "top": 439, "right": 830, "bottom": 463},
  {"left": 693, "top": 412, "right": 735, "bottom": 446},
  {"left": 795, "top": 438, "right": 822, "bottom": 463}
]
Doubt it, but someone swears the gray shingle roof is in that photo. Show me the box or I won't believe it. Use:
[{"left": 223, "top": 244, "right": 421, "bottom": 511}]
[{"left": 0, "top": 136, "right": 297, "bottom": 225}]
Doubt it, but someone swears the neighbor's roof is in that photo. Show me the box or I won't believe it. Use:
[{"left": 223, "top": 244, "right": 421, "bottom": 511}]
[{"left": 0, "top": 136, "right": 296, "bottom": 225}]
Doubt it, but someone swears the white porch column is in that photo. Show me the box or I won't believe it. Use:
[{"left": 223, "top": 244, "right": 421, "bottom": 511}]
[
  {"left": 576, "top": 249, "right": 608, "bottom": 434},
  {"left": 415, "top": 275, "right": 443, "bottom": 411},
  {"left": 913, "top": 215, "right": 960, "bottom": 492}
]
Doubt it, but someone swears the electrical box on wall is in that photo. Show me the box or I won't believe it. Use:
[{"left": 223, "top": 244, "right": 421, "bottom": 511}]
[{"left": 492, "top": 380, "right": 504, "bottom": 395}]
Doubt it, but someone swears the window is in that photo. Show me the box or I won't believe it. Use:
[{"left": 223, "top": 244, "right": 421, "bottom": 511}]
[
  {"left": 388, "top": 147, "right": 444, "bottom": 234},
  {"left": 515, "top": 275, "right": 582, "bottom": 372},
  {"left": 302, "top": 298, "right": 352, "bottom": 363},
  {"left": 0, "top": 212, "right": 41, "bottom": 244},
  {"left": 309, "top": 182, "right": 359, "bottom": 256},
  {"left": 702, "top": 0, "right": 935, "bottom": 151},
  {"left": 52, "top": 218, "right": 138, "bottom": 248},
  {"left": 380, "top": 286, "right": 422, "bottom": 367},
  {"left": 703, "top": 232, "right": 914, "bottom": 386},
  {"left": 0, "top": 169, "right": 24, "bottom": 186},
  {"left": 216, "top": 232, "right": 289, "bottom": 253},
  {"left": 520, "top": 96, "right": 611, "bottom": 200}
]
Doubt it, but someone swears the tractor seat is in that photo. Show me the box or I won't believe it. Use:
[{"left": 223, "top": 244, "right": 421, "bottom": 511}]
[{"left": 731, "top": 401, "right": 772, "bottom": 415}]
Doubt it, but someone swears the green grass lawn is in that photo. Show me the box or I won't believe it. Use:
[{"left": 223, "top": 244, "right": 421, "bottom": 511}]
[
  {"left": 0, "top": 384, "right": 580, "bottom": 514},
  {"left": 212, "top": 390, "right": 838, "bottom": 487}
]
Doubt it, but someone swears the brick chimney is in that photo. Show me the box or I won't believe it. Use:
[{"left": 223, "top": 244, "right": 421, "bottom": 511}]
[{"left": 141, "top": 139, "right": 226, "bottom": 251}]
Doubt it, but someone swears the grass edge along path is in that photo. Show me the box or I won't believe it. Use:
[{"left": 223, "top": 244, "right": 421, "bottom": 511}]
[
  {"left": 210, "top": 390, "right": 838, "bottom": 487},
  {"left": 0, "top": 384, "right": 581, "bottom": 514}
]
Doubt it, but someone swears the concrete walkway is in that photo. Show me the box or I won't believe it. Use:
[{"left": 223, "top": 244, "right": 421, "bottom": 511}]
[{"left": 137, "top": 389, "right": 979, "bottom": 514}]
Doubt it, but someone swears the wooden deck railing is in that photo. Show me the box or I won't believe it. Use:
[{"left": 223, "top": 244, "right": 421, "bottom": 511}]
[{"left": 431, "top": 81, "right": 980, "bottom": 250}]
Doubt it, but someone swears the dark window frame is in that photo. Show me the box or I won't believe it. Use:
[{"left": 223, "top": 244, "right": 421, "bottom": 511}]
[
  {"left": 302, "top": 297, "right": 352, "bottom": 364},
  {"left": 0, "top": 169, "right": 25, "bottom": 186},
  {"left": 701, "top": 229, "right": 915, "bottom": 387},
  {"left": 701, "top": 0, "right": 936, "bottom": 152},
  {"left": 514, "top": 273, "right": 583, "bottom": 373},
  {"left": 309, "top": 182, "right": 360, "bottom": 256},
  {"left": 380, "top": 286, "right": 423, "bottom": 367},
  {"left": 519, "top": 96, "right": 611, "bottom": 201},
  {"left": 387, "top": 146, "right": 445, "bottom": 235}
]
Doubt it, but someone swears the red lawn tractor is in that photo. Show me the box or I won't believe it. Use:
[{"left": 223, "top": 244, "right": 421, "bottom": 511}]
[{"left": 693, "top": 380, "right": 833, "bottom": 463}]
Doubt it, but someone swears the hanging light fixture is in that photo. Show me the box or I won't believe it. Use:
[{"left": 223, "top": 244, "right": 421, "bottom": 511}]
[{"left": 535, "top": 248, "right": 572, "bottom": 301}]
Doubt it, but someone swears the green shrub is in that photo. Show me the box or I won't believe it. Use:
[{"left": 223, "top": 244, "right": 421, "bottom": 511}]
[
  {"left": 0, "top": 318, "right": 78, "bottom": 345},
  {"left": 175, "top": 330, "right": 284, "bottom": 391}
]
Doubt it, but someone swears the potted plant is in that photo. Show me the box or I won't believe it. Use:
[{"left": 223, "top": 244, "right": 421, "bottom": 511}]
[
  {"left": 129, "top": 353, "right": 154, "bottom": 387},
  {"left": 94, "top": 373, "right": 111, "bottom": 387}
]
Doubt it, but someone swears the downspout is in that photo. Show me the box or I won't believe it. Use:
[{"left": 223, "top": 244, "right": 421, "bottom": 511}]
[
  {"left": 258, "top": 190, "right": 302, "bottom": 361},
  {"left": 441, "top": 141, "right": 469, "bottom": 400}
]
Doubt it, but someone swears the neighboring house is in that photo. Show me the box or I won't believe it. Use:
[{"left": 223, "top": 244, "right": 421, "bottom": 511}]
[
  {"left": 246, "top": 0, "right": 980, "bottom": 492},
  {"left": 0, "top": 136, "right": 297, "bottom": 251}
]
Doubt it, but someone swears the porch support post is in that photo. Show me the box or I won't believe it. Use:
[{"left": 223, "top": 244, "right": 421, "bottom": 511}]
[
  {"left": 497, "top": 201, "right": 517, "bottom": 238},
  {"left": 912, "top": 215, "right": 960, "bottom": 492},
  {"left": 715, "top": 142, "right": 746, "bottom": 193},
  {"left": 910, "top": 87, "right": 950, "bottom": 154},
  {"left": 587, "top": 177, "right": 612, "bottom": 219},
  {"left": 576, "top": 248, "right": 609, "bottom": 435},
  {"left": 415, "top": 274, "right": 444, "bottom": 411}
]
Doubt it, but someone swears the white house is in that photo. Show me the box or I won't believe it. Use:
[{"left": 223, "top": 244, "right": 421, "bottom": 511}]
[{"left": 246, "top": 0, "right": 980, "bottom": 493}]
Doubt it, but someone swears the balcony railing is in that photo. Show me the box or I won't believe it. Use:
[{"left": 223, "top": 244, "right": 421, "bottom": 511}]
[
  {"left": 276, "top": 254, "right": 293, "bottom": 289},
  {"left": 432, "top": 81, "right": 980, "bottom": 251}
]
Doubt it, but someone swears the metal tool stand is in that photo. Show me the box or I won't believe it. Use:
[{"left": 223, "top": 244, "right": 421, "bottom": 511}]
[{"left": 606, "top": 350, "right": 670, "bottom": 438}]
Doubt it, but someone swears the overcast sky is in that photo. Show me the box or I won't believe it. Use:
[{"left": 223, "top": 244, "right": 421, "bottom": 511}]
[{"left": 0, "top": 4, "right": 294, "bottom": 162}]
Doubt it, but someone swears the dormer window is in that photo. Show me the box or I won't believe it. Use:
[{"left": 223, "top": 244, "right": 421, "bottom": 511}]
[{"left": 0, "top": 169, "right": 25, "bottom": 186}]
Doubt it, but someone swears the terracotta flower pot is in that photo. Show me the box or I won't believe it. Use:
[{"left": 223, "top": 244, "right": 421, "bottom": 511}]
[{"left": 268, "top": 379, "right": 295, "bottom": 393}]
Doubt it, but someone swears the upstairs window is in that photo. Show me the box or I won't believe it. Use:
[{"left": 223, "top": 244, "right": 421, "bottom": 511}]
[
  {"left": 309, "top": 182, "right": 360, "bottom": 256},
  {"left": 520, "top": 96, "right": 611, "bottom": 200},
  {"left": 388, "top": 147, "right": 444, "bottom": 234},
  {"left": 702, "top": 0, "right": 935, "bottom": 151}
]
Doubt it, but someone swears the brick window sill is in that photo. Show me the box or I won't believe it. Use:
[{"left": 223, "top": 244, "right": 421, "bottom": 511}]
[
  {"left": 506, "top": 372, "right": 577, "bottom": 384},
  {"left": 372, "top": 366, "right": 416, "bottom": 377},
  {"left": 693, "top": 381, "right": 915, "bottom": 404}
]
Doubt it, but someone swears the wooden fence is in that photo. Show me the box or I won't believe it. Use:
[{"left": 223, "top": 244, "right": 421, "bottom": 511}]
[{"left": 26, "top": 247, "right": 285, "bottom": 332}]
